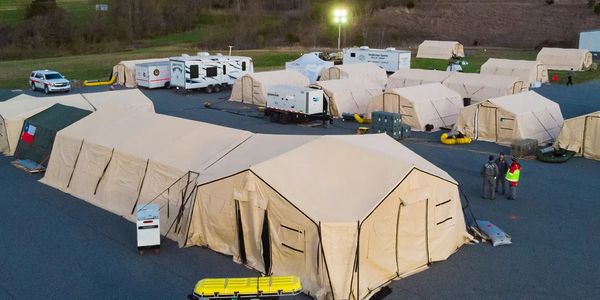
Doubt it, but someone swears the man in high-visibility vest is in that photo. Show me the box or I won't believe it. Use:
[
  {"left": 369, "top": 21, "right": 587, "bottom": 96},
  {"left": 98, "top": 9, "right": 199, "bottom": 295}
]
[{"left": 505, "top": 157, "right": 521, "bottom": 200}]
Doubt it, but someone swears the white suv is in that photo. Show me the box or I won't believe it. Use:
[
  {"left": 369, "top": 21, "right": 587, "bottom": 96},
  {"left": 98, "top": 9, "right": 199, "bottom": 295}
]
[{"left": 30, "top": 70, "right": 71, "bottom": 94}]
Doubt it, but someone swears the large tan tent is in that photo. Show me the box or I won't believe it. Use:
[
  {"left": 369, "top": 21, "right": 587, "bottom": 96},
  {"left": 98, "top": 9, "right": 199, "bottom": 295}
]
[
  {"left": 416, "top": 40, "right": 465, "bottom": 60},
  {"left": 454, "top": 91, "right": 564, "bottom": 145},
  {"left": 182, "top": 133, "right": 470, "bottom": 300},
  {"left": 229, "top": 70, "right": 309, "bottom": 106},
  {"left": 318, "top": 63, "right": 388, "bottom": 88},
  {"left": 366, "top": 83, "right": 463, "bottom": 131},
  {"left": 386, "top": 69, "right": 453, "bottom": 90},
  {"left": 80, "top": 89, "right": 155, "bottom": 112},
  {"left": 442, "top": 72, "right": 526, "bottom": 104},
  {"left": 41, "top": 110, "right": 252, "bottom": 234},
  {"left": 314, "top": 78, "right": 383, "bottom": 117},
  {"left": 113, "top": 58, "right": 169, "bottom": 88},
  {"left": 555, "top": 111, "right": 600, "bottom": 160},
  {"left": 0, "top": 94, "right": 54, "bottom": 155},
  {"left": 480, "top": 58, "right": 549, "bottom": 89},
  {"left": 536, "top": 48, "right": 593, "bottom": 71}
]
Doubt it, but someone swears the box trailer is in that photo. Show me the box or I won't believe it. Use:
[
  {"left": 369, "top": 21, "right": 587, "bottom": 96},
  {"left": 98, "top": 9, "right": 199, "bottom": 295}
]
[
  {"left": 579, "top": 29, "right": 600, "bottom": 59},
  {"left": 169, "top": 53, "right": 253, "bottom": 93},
  {"left": 343, "top": 47, "right": 411, "bottom": 72},
  {"left": 135, "top": 61, "right": 171, "bottom": 89},
  {"left": 265, "top": 85, "right": 330, "bottom": 123}
]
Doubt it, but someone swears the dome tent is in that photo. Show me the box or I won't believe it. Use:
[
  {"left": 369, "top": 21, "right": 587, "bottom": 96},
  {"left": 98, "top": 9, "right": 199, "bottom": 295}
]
[{"left": 285, "top": 53, "right": 334, "bottom": 83}]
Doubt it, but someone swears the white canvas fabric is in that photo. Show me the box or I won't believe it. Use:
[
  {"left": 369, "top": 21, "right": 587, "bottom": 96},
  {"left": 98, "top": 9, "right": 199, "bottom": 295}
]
[
  {"left": 387, "top": 69, "right": 453, "bottom": 89},
  {"left": 442, "top": 72, "right": 526, "bottom": 104},
  {"left": 285, "top": 53, "right": 334, "bottom": 83},
  {"left": 314, "top": 78, "right": 383, "bottom": 117},
  {"left": 536, "top": 48, "right": 593, "bottom": 71},
  {"left": 186, "top": 134, "right": 469, "bottom": 300},
  {"left": 366, "top": 83, "right": 463, "bottom": 131},
  {"left": 229, "top": 70, "right": 310, "bottom": 106},
  {"left": 555, "top": 111, "right": 600, "bottom": 160},
  {"left": 454, "top": 91, "right": 564, "bottom": 145},
  {"left": 318, "top": 63, "right": 387, "bottom": 89},
  {"left": 113, "top": 58, "right": 169, "bottom": 88},
  {"left": 480, "top": 58, "right": 549, "bottom": 88},
  {"left": 416, "top": 40, "right": 465, "bottom": 60}
]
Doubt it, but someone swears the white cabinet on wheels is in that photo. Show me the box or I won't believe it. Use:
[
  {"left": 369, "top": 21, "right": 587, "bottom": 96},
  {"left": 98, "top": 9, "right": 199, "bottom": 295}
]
[{"left": 136, "top": 204, "right": 160, "bottom": 255}]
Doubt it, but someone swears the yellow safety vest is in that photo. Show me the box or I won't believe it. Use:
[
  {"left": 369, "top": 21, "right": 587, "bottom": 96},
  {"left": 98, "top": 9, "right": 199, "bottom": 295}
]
[{"left": 505, "top": 168, "right": 520, "bottom": 182}]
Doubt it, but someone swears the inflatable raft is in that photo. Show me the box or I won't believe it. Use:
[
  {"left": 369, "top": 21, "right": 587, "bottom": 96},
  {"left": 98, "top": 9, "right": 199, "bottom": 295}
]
[
  {"left": 440, "top": 133, "right": 472, "bottom": 145},
  {"left": 189, "top": 276, "right": 302, "bottom": 299},
  {"left": 536, "top": 147, "right": 575, "bottom": 163}
]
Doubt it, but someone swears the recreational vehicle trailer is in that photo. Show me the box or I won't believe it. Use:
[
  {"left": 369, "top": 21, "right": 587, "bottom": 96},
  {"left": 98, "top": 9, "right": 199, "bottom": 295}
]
[
  {"left": 343, "top": 47, "right": 411, "bottom": 72},
  {"left": 169, "top": 54, "right": 253, "bottom": 92},
  {"left": 135, "top": 61, "right": 171, "bottom": 89}
]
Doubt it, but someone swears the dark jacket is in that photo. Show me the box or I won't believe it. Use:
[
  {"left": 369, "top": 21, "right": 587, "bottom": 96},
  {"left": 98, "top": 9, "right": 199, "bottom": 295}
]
[{"left": 495, "top": 158, "right": 509, "bottom": 177}]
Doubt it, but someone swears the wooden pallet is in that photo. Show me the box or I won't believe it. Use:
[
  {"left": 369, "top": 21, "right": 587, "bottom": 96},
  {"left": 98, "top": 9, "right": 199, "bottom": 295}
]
[{"left": 11, "top": 159, "right": 46, "bottom": 174}]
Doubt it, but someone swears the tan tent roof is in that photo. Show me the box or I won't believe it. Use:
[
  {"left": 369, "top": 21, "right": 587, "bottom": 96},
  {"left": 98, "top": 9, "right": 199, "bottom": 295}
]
[
  {"left": 113, "top": 58, "right": 169, "bottom": 88},
  {"left": 318, "top": 63, "right": 387, "bottom": 88},
  {"left": 480, "top": 58, "right": 549, "bottom": 86},
  {"left": 454, "top": 91, "right": 564, "bottom": 145},
  {"left": 536, "top": 48, "right": 593, "bottom": 71},
  {"left": 80, "top": 89, "right": 155, "bottom": 112},
  {"left": 314, "top": 78, "right": 382, "bottom": 117},
  {"left": 416, "top": 40, "right": 465, "bottom": 60},
  {"left": 229, "top": 70, "right": 309, "bottom": 106},
  {"left": 387, "top": 69, "right": 453, "bottom": 89},
  {"left": 366, "top": 83, "right": 463, "bottom": 131},
  {"left": 555, "top": 111, "right": 600, "bottom": 160},
  {"left": 442, "top": 72, "right": 525, "bottom": 104}
]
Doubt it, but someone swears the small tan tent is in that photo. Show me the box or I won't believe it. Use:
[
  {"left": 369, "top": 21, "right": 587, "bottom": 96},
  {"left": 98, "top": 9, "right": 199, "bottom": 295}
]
[
  {"left": 454, "top": 91, "right": 564, "bottom": 145},
  {"left": 442, "top": 72, "right": 525, "bottom": 104},
  {"left": 417, "top": 40, "right": 465, "bottom": 60},
  {"left": 314, "top": 78, "right": 382, "bottom": 117},
  {"left": 113, "top": 58, "right": 169, "bottom": 88},
  {"left": 536, "top": 48, "right": 593, "bottom": 71},
  {"left": 555, "top": 111, "right": 600, "bottom": 160},
  {"left": 229, "top": 70, "right": 309, "bottom": 106},
  {"left": 366, "top": 83, "right": 463, "bottom": 131},
  {"left": 80, "top": 89, "right": 155, "bottom": 112},
  {"left": 41, "top": 110, "right": 252, "bottom": 233},
  {"left": 184, "top": 134, "right": 470, "bottom": 300},
  {"left": 387, "top": 69, "right": 453, "bottom": 90},
  {"left": 318, "top": 63, "right": 388, "bottom": 88},
  {"left": 480, "top": 58, "right": 549, "bottom": 88}
]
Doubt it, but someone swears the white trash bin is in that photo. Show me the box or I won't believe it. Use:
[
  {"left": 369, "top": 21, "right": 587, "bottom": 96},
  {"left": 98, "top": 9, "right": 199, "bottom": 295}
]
[{"left": 136, "top": 204, "right": 160, "bottom": 255}]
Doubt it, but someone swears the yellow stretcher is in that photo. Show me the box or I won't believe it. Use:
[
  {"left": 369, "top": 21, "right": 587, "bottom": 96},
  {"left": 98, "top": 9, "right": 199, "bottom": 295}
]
[{"left": 190, "top": 276, "right": 302, "bottom": 299}]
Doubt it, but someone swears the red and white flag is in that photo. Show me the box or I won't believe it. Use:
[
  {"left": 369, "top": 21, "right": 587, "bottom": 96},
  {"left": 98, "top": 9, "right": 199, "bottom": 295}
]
[{"left": 21, "top": 123, "right": 36, "bottom": 143}]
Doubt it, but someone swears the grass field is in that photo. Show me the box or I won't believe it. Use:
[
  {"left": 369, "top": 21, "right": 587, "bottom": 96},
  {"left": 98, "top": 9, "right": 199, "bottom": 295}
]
[{"left": 0, "top": 0, "right": 93, "bottom": 25}]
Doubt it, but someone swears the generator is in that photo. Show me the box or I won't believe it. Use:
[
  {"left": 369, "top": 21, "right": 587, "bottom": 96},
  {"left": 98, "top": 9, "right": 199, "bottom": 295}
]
[
  {"left": 265, "top": 85, "right": 330, "bottom": 123},
  {"left": 136, "top": 204, "right": 160, "bottom": 255}
]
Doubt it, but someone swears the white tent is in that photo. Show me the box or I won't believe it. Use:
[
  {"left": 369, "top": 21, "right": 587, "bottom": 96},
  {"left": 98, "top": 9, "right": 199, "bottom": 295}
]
[
  {"left": 366, "top": 83, "right": 463, "bottom": 131},
  {"left": 113, "top": 58, "right": 169, "bottom": 88},
  {"left": 454, "top": 91, "right": 564, "bottom": 145},
  {"left": 417, "top": 40, "right": 465, "bottom": 60},
  {"left": 387, "top": 69, "right": 453, "bottom": 90},
  {"left": 313, "top": 78, "right": 383, "bottom": 117},
  {"left": 183, "top": 134, "right": 470, "bottom": 300},
  {"left": 229, "top": 70, "right": 310, "bottom": 106},
  {"left": 536, "top": 47, "right": 593, "bottom": 71},
  {"left": 285, "top": 53, "right": 334, "bottom": 83},
  {"left": 555, "top": 111, "right": 600, "bottom": 160},
  {"left": 442, "top": 72, "right": 526, "bottom": 104},
  {"left": 319, "top": 63, "right": 387, "bottom": 89},
  {"left": 480, "top": 58, "right": 549, "bottom": 88},
  {"left": 41, "top": 110, "right": 252, "bottom": 235}
]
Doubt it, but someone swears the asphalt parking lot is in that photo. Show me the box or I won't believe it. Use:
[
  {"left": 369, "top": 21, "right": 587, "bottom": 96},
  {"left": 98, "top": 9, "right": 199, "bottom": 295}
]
[{"left": 1, "top": 82, "right": 600, "bottom": 299}]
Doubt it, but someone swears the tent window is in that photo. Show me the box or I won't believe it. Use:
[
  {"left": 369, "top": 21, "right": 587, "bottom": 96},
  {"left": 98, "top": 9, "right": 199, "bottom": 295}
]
[
  {"left": 279, "top": 223, "right": 305, "bottom": 254},
  {"left": 242, "top": 62, "right": 247, "bottom": 71},
  {"left": 350, "top": 52, "right": 356, "bottom": 58},
  {"left": 206, "top": 67, "right": 218, "bottom": 77},
  {"left": 222, "top": 65, "right": 226, "bottom": 74},
  {"left": 434, "top": 198, "right": 456, "bottom": 230},
  {"left": 190, "top": 65, "right": 199, "bottom": 79}
]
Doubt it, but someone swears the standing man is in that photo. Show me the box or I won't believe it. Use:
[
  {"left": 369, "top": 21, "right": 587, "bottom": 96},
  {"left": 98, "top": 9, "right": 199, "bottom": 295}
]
[
  {"left": 566, "top": 68, "right": 574, "bottom": 86},
  {"left": 495, "top": 152, "right": 509, "bottom": 195},
  {"left": 506, "top": 157, "right": 522, "bottom": 200},
  {"left": 480, "top": 155, "right": 499, "bottom": 200}
]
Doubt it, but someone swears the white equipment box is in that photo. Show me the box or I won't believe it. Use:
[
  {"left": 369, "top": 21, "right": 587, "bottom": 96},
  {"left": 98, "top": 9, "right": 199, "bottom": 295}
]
[
  {"left": 136, "top": 204, "right": 160, "bottom": 250},
  {"left": 266, "top": 85, "right": 324, "bottom": 115},
  {"left": 343, "top": 46, "right": 411, "bottom": 72},
  {"left": 135, "top": 61, "right": 171, "bottom": 89}
]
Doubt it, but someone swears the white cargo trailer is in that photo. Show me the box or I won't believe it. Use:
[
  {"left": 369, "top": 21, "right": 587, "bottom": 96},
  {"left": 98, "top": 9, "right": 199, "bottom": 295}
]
[
  {"left": 579, "top": 29, "right": 600, "bottom": 58},
  {"left": 343, "top": 47, "right": 411, "bottom": 72},
  {"left": 135, "top": 61, "right": 171, "bottom": 89},
  {"left": 169, "top": 53, "right": 253, "bottom": 93},
  {"left": 265, "top": 85, "right": 330, "bottom": 123}
]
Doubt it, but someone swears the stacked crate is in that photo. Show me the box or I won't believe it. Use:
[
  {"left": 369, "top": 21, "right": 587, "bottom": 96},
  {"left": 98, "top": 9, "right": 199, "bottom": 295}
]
[{"left": 370, "top": 111, "right": 410, "bottom": 140}]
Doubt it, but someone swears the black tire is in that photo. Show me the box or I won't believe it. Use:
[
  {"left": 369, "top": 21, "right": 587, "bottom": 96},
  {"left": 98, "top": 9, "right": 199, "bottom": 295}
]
[
  {"left": 205, "top": 85, "right": 213, "bottom": 93},
  {"left": 31, "top": 83, "right": 36, "bottom": 91},
  {"left": 278, "top": 112, "right": 290, "bottom": 124},
  {"left": 213, "top": 84, "right": 221, "bottom": 93},
  {"left": 164, "top": 81, "right": 170, "bottom": 89},
  {"left": 269, "top": 112, "right": 279, "bottom": 122},
  {"left": 44, "top": 86, "right": 49, "bottom": 94}
]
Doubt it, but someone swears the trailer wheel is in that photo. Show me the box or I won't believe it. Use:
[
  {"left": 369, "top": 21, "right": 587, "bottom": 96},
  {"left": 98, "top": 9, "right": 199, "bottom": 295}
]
[
  {"left": 269, "top": 112, "right": 279, "bottom": 122},
  {"left": 278, "top": 112, "right": 290, "bottom": 124},
  {"left": 213, "top": 84, "right": 221, "bottom": 93},
  {"left": 164, "top": 81, "right": 170, "bottom": 89},
  {"left": 205, "top": 85, "right": 213, "bottom": 93}
]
